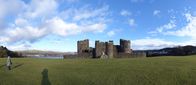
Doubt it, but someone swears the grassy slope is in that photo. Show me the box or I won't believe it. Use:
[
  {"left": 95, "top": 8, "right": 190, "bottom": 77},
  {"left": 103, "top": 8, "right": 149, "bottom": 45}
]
[{"left": 1, "top": 56, "right": 196, "bottom": 85}]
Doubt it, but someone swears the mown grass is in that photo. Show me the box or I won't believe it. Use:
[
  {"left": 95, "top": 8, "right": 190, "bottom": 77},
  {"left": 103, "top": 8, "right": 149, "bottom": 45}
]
[{"left": 1, "top": 56, "right": 196, "bottom": 85}]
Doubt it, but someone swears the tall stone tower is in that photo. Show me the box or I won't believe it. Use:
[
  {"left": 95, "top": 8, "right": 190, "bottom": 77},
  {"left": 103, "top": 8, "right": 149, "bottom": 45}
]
[
  {"left": 106, "top": 40, "right": 113, "bottom": 58},
  {"left": 77, "top": 39, "right": 89, "bottom": 54},
  {"left": 120, "top": 39, "right": 131, "bottom": 53},
  {"left": 95, "top": 41, "right": 106, "bottom": 58}
]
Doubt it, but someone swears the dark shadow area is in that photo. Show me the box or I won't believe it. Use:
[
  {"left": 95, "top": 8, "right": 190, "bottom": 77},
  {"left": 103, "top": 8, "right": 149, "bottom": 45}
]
[
  {"left": 0, "top": 64, "right": 5, "bottom": 68},
  {"left": 41, "top": 69, "right": 51, "bottom": 85},
  {"left": 12, "top": 63, "right": 24, "bottom": 70}
]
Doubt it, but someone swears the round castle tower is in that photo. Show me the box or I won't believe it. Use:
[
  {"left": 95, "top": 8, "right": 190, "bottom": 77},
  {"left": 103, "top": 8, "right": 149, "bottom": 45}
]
[{"left": 120, "top": 39, "right": 131, "bottom": 53}]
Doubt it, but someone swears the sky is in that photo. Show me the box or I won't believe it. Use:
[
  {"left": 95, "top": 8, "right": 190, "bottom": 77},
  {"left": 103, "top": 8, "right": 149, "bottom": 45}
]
[{"left": 0, "top": 0, "right": 196, "bottom": 52}]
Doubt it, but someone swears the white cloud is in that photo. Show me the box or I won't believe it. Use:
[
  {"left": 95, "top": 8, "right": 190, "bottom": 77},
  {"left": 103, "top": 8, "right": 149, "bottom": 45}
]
[
  {"left": 120, "top": 10, "right": 131, "bottom": 16},
  {"left": 7, "top": 43, "right": 32, "bottom": 51},
  {"left": 129, "top": 19, "right": 136, "bottom": 27},
  {"left": 0, "top": 37, "right": 10, "bottom": 43},
  {"left": 60, "top": 5, "right": 109, "bottom": 21},
  {"left": 168, "top": 9, "right": 175, "bottom": 14},
  {"left": 132, "top": 38, "right": 176, "bottom": 50},
  {"left": 0, "top": 0, "right": 25, "bottom": 18},
  {"left": 165, "top": 13, "right": 196, "bottom": 39},
  {"left": 151, "top": 12, "right": 196, "bottom": 39},
  {"left": 25, "top": 0, "right": 58, "bottom": 18},
  {"left": 132, "top": 37, "right": 196, "bottom": 50},
  {"left": 64, "top": 0, "right": 79, "bottom": 3},
  {"left": 0, "top": 0, "right": 109, "bottom": 44},
  {"left": 130, "top": 0, "right": 143, "bottom": 3},
  {"left": 0, "top": 0, "right": 110, "bottom": 51},
  {"left": 74, "top": 6, "right": 109, "bottom": 20},
  {"left": 46, "top": 17, "right": 106, "bottom": 36},
  {"left": 153, "top": 10, "right": 161, "bottom": 16},
  {"left": 150, "top": 20, "right": 176, "bottom": 34},
  {"left": 14, "top": 18, "right": 29, "bottom": 27},
  {"left": 107, "top": 31, "right": 115, "bottom": 37},
  {"left": 83, "top": 23, "right": 106, "bottom": 33},
  {"left": 141, "top": 12, "right": 196, "bottom": 50},
  {"left": 45, "top": 17, "right": 80, "bottom": 36},
  {"left": 1, "top": 16, "right": 106, "bottom": 43},
  {"left": 107, "top": 29, "right": 121, "bottom": 37},
  {"left": 5, "top": 26, "right": 47, "bottom": 43},
  {"left": 0, "top": 0, "right": 25, "bottom": 28}
]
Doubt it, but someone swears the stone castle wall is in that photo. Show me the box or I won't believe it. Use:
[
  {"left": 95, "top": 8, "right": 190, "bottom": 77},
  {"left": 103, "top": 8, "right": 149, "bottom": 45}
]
[
  {"left": 64, "top": 53, "right": 92, "bottom": 59},
  {"left": 72, "top": 39, "right": 146, "bottom": 59},
  {"left": 114, "top": 52, "right": 146, "bottom": 58}
]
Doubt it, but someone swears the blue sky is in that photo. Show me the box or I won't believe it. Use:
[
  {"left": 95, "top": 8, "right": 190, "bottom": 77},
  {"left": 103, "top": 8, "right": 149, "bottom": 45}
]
[{"left": 0, "top": 0, "right": 196, "bottom": 52}]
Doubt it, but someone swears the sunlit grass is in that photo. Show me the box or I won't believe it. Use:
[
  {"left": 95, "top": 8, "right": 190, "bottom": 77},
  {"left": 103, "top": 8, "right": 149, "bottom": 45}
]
[{"left": 1, "top": 56, "right": 196, "bottom": 85}]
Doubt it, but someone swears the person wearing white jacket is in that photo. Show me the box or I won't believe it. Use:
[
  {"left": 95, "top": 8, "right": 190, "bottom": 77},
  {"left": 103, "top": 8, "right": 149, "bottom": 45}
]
[{"left": 7, "top": 56, "right": 12, "bottom": 70}]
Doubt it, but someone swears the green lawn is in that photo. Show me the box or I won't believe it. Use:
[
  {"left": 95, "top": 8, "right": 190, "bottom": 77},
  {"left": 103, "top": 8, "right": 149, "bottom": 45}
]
[{"left": 1, "top": 56, "right": 196, "bottom": 85}]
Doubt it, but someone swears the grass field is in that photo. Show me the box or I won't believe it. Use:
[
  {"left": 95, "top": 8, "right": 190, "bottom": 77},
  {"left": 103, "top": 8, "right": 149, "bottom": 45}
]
[{"left": 1, "top": 56, "right": 196, "bottom": 85}]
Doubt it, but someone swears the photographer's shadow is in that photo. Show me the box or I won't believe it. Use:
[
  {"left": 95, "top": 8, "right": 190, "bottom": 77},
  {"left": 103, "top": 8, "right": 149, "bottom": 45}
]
[{"left": 41, "top": 69, "right": 51, "bottom": 85}]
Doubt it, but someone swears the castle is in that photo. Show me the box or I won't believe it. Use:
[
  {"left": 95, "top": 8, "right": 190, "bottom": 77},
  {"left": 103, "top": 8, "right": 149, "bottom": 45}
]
[{"left": 64, "top": 39, "right": 146, "bottom": 58}]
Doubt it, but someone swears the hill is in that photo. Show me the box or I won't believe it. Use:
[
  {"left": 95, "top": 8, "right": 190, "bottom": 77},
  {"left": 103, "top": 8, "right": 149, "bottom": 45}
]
[
  {"left": 16, "top": 50, "right": 75, "bottom": 57},
  {"left": 145, "top": 45, "right": 196, "bottom": 57}
]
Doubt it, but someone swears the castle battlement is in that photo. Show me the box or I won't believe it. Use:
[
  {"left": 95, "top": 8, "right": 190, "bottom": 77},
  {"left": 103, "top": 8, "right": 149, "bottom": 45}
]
[{"left": 76, "top": 39, "right": 136, "bottom": 58}]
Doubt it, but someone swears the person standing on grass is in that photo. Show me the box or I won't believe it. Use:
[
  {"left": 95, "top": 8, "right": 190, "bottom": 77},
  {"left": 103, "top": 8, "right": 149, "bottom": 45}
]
[{"left": 7, "top": 56, "right": 12, "bottom": 70}]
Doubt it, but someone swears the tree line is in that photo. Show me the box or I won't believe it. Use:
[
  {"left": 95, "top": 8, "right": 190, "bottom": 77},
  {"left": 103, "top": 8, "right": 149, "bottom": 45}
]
[{"left": 0, "top": 46, "right": 23, "bottom": 58}]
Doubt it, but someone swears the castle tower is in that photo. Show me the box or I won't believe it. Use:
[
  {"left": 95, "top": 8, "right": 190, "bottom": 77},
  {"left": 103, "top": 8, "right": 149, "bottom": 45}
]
[
  {"left": 106, "top": 40, "right": 113, "bottom": 58},
  {"left": 77, "top": 39, "right": 89, "bottom": 54},
  {"left": 120, "top": 39, "right": 131, "bottom": 53},
  {"left": 95, "top": 41, "right": 106, "bottom": 58}
]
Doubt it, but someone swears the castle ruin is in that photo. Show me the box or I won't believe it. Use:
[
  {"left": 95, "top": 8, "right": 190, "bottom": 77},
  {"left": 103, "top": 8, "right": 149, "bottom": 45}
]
[
  {"left": 77, "top": 39, "right": 89, "bottom": 54},
  {"left": 66, "top": 39, "right": 146, "bottom": 58}
]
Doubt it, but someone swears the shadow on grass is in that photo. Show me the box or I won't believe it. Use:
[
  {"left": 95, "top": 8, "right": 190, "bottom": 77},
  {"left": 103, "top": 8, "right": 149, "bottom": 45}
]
[
  {"left": 0, "top": 63, "right": 24, "bottom": 70},
  {"left": 12, "top": 63, "right": 24, "bottom": 70},
  {"left": 41, "top": 68, "right": 51, "bottom": 85}
]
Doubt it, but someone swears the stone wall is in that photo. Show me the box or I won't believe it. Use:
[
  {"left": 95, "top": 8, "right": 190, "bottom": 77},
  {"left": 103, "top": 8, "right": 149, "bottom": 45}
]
[
  {"left": 114, "top": 52, "right": 146, "bottom": 58},
  {"left": 64, "top": 53, "right": 92, "bottom": 59},
  {"left": 131, "top": 52, "right": 146, "bottom": 58},
  {"left": 64, "top": 51, "right": 146, "bottom": 59}
]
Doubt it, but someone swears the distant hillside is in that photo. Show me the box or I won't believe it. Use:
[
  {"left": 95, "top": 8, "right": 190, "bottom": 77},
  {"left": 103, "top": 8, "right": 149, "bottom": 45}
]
[
  {"left": 146, "top": 45, "right": 196, "bottom": 57},
  {"left": 17, "top": 50, "right": 65, "bottom": 54},
  {"left": 16, "top": 50, "right": 76, "bottom": 57}
]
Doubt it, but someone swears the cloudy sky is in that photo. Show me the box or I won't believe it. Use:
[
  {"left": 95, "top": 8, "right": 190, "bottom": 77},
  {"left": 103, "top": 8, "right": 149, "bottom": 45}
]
[{"left": 0, "top": 0, "right": 196, "bottom": 52}]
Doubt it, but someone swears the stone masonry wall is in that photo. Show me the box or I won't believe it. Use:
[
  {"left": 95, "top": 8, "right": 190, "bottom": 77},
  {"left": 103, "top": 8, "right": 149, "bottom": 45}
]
[
  {"left": 106, "top": 41, "right": 114, "bottom": 58},
  {"left": 95, "top": 41, "right": 106, "bottom": 58}
]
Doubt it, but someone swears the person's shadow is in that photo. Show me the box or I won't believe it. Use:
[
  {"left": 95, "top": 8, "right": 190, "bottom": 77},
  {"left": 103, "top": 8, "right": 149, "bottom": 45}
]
[
  {"left": 41, "top": 69, "right": 51, "bottom": 85},
  {"left": 12, "top": 63, "right": 24, "bottom": 70}
]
